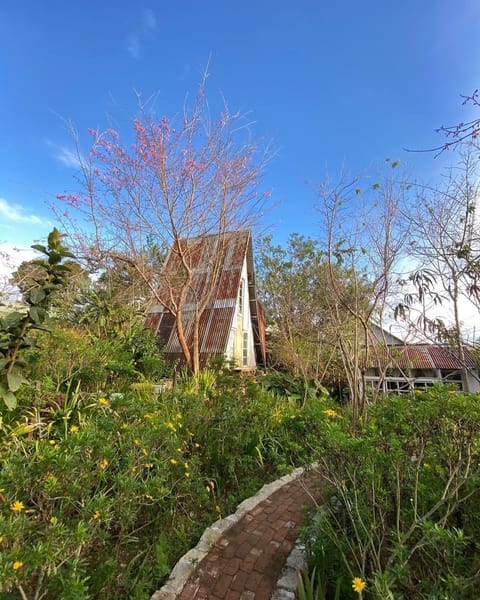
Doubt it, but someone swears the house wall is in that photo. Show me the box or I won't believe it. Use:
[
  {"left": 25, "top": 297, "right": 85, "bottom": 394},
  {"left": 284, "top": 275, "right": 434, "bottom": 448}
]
[
  {"left": 366, "top": 367, "right": 480, "bottom": 394},
  {"left": 225, "top": 257, "right": 256, "bottom": 369},
  {"left": 464, "top": 370, "right": 480, "bottom": 393}
]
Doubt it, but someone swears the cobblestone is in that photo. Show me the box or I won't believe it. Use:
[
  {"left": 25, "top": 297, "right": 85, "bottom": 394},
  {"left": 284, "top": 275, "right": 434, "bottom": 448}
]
[{"left": 151, "top": 468, "right": 321, "bottom": 599}]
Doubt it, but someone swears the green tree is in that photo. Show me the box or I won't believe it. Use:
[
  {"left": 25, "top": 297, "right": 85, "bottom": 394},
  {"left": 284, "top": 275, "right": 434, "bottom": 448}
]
[
  {"left": 0, "top": 229, "right": 75, "bottom": 408},
  {"left": 257, "top": 235, "right": 341, "bottom": 388}
]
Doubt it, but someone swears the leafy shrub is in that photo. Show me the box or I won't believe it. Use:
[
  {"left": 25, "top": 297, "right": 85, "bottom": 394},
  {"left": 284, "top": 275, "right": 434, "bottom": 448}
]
[
  {"left": 0, "top": 370, "right": 327, "bottom": 599},
  {"left": 302, "top": 385, "right": 480, "bottom": 599}
]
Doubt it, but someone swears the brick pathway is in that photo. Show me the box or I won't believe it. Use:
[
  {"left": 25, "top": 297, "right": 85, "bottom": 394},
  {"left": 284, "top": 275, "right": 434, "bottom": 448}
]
[{"left": 170, "top": 469, "right": 322, "bottom": 599}]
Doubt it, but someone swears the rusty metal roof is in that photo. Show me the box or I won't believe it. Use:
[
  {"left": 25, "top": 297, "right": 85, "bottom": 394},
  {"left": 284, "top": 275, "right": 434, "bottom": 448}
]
[
  {"left": 146, "top": 230, "right": 266, "bottom": 368},
  {"left": 369, "top": 344, "right": 480, "bottom": 370}
]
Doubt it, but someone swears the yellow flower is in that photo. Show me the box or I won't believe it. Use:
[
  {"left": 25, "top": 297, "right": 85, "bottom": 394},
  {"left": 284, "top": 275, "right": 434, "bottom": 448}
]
[
  {"left": 13, "top": 561, "right": 23, "bottom": 570},
  {"left": 98, "top": 397, "right": 109, "bottom": 406},
  {"left": 49, "top": 440, "right": 56, "bottom": 445},
  {"left": 11, "top": 501, "right": 25, "bottom": 514},
  {"left": 352, "top": 577, "right": 366, "bottom": 594},
  {"left": 144, "top": 413, "right": 153, "bottom": 419},
  {"left": 176, "top": 447, "right": 183, "bottom": 453},
  {"left": 144, "top": 463, "right": 153, "bottom": 468},
  {"left": 175, "top": 413, "right": 182, "bottom": 420},
  {"left": 93, "top": 510, "right": 101, "bottom": 520},
  {"left": 70, "top": 425, "right": 79, "bottom": 433},
  {"left": 99, "top": 458, "right": 109, "bottom": 470},
  {"left": 170, "top": 458, "right": 177, "bottom": 465},
  {"left": 49, "top": 516, "right": 57, "bottom": 525},
  {"left": 206, "top": 485, "right": 211, "bottom": 493},
  {"left": 0, "top": 535, "right": 4, "bottom": 543},
  {"left": 184, "top": 472, "right": 190, "bottom": 478},
  {"left": 145, "top": 494, "right": 154, "bottom": 500},
  {"left": 184, "top": 462, "right": 189, "bottom": 468},
  {"left": 194, "top": 443, "right": 200, "bottom": 448},
  {"left": 323, "top": 409, "right": 340, "bottom": 418}
]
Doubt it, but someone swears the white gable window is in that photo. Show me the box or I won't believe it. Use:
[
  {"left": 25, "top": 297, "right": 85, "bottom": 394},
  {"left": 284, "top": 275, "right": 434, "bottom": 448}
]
[
  {"left": 238, "top": 279, "right": 244, "bottom": 314},
  {"left": 243, "top": 331, "right": 248, "bottom": 367}
]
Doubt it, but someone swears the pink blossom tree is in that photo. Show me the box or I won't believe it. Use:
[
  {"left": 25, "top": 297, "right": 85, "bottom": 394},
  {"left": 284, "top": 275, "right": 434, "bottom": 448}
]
[{"left": 55, "top": 82, "right": 270, "bottom": 372}]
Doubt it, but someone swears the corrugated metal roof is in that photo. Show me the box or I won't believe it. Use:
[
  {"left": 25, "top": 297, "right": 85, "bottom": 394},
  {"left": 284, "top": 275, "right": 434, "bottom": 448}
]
[
  {"left": 146, "top": 230, "right": 266, "bottom": 368},
  {"left": 369, "top": 344, "right": 480, "bottom": 370}
]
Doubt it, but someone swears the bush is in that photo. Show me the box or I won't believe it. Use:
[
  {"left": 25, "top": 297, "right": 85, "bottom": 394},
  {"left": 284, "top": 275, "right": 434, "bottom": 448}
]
[
  {"left": 0, "top": 370, "right": 328, "bottom": 599},
  {"left": 302, "top": 385, "right": 480, "bottom": 599}
]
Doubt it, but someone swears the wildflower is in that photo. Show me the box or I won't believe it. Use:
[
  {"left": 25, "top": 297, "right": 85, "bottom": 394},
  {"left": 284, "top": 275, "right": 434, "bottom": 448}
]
[
  {"left": 13, "top": 561, "right": 23, "bottom": 570},
  {"left": 185, "top": 472, "right": 190, "bottom": 478},
  {"left": 70, "top": 425, "right": 79, "bottom": 433},
  {"left": 176, "top": 413, "right": 182, "bottom": 419},
  {"left": 170, "top": 458, "right": 177, "bottom": 465},
  {"left": 209, "top": 480, "right": 215, "bottom": 490},
  {"left": 206, "top": 485, "right": 211, "bottom": 493},
  {"left": 144, "top": 413, "right": 153, "bottom": 419},
  {"left": 144, "top": 463, "right": 153, "bottom": 468},
  {"left": 93, "top": 510, "right": 101, "bottom": 520},
  {"left": 98, "top": 398, "right": 109, "bottom": 406},
  {"left": 184, "top": 462, "right": 189, "bottom": 469},
  {"left": 177, "top": 447, "right": 183, "bottom": 453},
  {"left": 49, "top": 440, "right": 57, "bottom": 446},
  {"left": 323, "top": 409, "right": 340, "bottom": 418},
  {"left": 194, "top": 443, "right": 200, "bottom": 448},
  {"left": 134, "top": 439, "right": 141, "bottom": 445},
  {"left": 145, "top": 494, "right": 153, "bottom": 500},
  {"left": 352, "top": 577, "right": 366, "bottom": 594},
  {"left": 215, "top": 505, "right": 221, "bottom": 514},
  {"left": 11, "top": 501, "right": 24, "bottom": 514},
  {"left": 0, "top": 536, "right": 3, "bottom": 543},
  {"left": 99, "top": 458, "right": 109, "bottom": 470},
  {"left": 49, "top": 516, "right": 57, "bottom": 525}
]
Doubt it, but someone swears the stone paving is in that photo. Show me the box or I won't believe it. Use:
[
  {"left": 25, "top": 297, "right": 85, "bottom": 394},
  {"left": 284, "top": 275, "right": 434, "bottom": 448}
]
[{"left": 151, "top": 467, "right": 322, "bottom": 600}]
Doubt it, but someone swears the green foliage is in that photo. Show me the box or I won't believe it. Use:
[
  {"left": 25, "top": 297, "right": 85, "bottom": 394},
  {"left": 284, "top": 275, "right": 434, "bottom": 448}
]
[
  {"left": 0, "top": 369, "right": 327, "bottom": 599},
  {"left": 0, "top": 230, "right": 75, "bottom": 409},
  {"left": 302, "top": 386, "right": 480, "bottom": 599}
]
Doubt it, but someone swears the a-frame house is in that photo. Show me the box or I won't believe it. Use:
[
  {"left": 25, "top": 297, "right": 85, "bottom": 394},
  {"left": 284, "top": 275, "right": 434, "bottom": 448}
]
[{"left": 145, "top": 230, "right": 266, "bottom": 370}]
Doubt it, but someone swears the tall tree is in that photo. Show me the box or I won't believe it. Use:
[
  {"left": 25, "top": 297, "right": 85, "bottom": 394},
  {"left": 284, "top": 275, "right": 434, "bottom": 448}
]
[
  {"left": 315, "top": 166, "right": 409, "bottom": 421},
  {"left": 399, "top": 145, "right": 480, "bottom": 390},
  {"left": 55, "top": 80, "right": 270, "bottom": 372},
  {"left": 257, "top": 234, "right": 352, "bottom": 392}
]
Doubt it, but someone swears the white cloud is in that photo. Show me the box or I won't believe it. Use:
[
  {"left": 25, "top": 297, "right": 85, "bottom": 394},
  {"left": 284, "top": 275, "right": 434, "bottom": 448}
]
[
  {"left": 142, "top": 8, "right": 156, "bottom": 32},
  {"left": 127, "top": 33, "right": 141, "bottom": 59},
  {"left": 126, "top": 8, "right": 156, "bottom": 59},
  {"left": 45, "top": 139, "right": 83, "bottom": 169},
  {"left": 0, "top": 242, "right": 38, "bottom": 301},
  {"left": 0, "top": 198, "right": 45, "bottom": 225},
  {"left": 53, "top": 145, "right": 83, "bottom": 169}
]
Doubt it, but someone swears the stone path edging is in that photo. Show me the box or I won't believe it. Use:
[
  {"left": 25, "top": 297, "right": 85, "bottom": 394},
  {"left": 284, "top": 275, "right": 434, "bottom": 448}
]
[{"left": 150, "top": 466, "right": 308, "bottom": 600}]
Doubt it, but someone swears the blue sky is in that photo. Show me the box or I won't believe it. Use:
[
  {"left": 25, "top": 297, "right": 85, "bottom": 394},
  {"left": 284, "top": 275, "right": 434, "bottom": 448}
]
[{"left": 1, "top": 0, "right": 480, "bottom": 253}]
